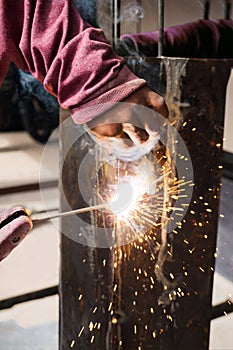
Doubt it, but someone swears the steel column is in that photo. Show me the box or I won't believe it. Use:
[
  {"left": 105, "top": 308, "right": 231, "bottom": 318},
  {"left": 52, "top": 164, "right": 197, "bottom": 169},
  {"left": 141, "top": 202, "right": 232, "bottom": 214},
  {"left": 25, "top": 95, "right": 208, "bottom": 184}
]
[
  {"left": 59, "top": 58, "right": 233, "bottom": 349},
  {"left": 158, "top": 0, "right": 164, "bottom": 57}
]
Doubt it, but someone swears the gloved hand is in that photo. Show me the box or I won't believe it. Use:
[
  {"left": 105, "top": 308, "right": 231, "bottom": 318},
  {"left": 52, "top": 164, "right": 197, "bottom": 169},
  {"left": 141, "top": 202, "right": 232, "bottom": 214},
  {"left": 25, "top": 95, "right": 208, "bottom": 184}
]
[{"left": 0, "top": 207, "right": 33, "bottom": 262}]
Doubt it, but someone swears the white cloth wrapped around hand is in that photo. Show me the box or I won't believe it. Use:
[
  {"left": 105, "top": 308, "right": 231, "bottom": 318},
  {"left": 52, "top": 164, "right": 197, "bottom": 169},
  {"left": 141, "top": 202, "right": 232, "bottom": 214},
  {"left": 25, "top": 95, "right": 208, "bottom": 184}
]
[{"left": 86, "top": 122, "right": 160, "bottom": 162}]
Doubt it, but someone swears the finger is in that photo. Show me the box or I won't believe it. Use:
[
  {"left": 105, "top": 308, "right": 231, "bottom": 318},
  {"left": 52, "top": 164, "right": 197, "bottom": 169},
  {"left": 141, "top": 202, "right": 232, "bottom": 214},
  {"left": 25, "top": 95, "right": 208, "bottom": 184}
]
[
  {"left": 90, "top": 123, "right": 123, "bottom": 138},
  {"left": 145, "top": 90, "right": 169, "bottom": 118},
  {"left": 128, "top": 105, "right": 162, "bottom": 135},
  {"left": 122, "top": 123, "right": 149, "bottom": 144}
]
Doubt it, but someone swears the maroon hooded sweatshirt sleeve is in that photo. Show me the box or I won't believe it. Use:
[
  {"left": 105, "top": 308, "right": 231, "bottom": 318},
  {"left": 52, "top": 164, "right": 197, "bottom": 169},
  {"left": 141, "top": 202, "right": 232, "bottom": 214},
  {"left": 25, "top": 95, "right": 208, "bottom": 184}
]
[
  {"left": 0, "top": 0, "right": 146, "bottom": 123},
  {"left": 121, "top": 19, "right": 233, "bottom": 59}
]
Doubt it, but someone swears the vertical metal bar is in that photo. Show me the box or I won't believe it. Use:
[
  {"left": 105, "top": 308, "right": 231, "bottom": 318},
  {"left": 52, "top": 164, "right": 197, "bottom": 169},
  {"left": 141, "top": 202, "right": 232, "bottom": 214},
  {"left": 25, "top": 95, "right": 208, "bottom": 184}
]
[
  {"left": 112, "top": 0, "right": 121, "bottom": 50},
  {"left": 136, "top": 0, "right": 142, "bottom": 34},
  {"left": 225, "top": 0, "right": 231, "bottom": 19},
  {"left": 158, "top": 0, "right": 164, "bottom": 57},
  {"left": 204, "top": 1, "right": 210, "bottom": 19}
]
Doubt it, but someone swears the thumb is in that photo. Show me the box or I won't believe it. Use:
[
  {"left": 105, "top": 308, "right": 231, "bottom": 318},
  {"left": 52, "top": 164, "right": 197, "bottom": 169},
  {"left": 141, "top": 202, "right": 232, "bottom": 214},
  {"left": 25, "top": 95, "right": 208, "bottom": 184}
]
[{"left": 144, "top": 89, "right": 169, "bottom": 118}]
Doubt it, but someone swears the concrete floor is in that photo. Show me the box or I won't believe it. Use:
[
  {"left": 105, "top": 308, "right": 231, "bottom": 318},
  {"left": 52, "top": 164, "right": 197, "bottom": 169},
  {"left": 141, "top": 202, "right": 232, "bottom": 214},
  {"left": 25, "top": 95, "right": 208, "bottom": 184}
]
[{"left": 0, "top": 132, "right": 232, "bottom": 349}]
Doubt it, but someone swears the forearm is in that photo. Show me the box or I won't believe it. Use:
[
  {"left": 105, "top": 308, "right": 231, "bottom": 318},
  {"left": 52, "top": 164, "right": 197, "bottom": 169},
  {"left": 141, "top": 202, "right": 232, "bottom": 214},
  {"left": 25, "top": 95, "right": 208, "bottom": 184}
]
[
  {"left": 121, "top": 19, "right": 233, "bottom": 58},
  {"left": 0, "top": 0, "right": 146, "bottom": 123}
]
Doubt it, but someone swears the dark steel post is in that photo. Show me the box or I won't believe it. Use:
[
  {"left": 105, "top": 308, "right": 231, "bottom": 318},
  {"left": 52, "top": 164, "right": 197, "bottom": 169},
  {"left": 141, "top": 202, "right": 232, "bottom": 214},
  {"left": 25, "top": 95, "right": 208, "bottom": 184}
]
[
  {"left": 204, "top": 1, "right": 210, "bottom": 20},
  {"left": 225, "top": 0, "right": 231, "bottom": 19},
  {"left": 158, "top": 0, "right": 164, "bottom": 57}
]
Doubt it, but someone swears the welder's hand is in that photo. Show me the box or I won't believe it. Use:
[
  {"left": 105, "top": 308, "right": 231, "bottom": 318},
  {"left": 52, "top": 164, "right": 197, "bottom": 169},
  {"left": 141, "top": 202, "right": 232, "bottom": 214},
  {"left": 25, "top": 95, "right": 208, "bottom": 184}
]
[
  {"left": 0, "top": 207, "right": 33, "bottom": 262},
  {"left": 87, "top": 86, "right": 168, "bottom": 144}
]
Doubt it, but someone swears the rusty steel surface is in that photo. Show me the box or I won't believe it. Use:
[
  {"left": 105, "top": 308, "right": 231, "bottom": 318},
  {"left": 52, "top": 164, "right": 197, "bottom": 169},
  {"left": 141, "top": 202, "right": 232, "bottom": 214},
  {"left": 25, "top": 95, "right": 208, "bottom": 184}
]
[{"left": 59, "top": 58, "right": 233, "bottom": 350}]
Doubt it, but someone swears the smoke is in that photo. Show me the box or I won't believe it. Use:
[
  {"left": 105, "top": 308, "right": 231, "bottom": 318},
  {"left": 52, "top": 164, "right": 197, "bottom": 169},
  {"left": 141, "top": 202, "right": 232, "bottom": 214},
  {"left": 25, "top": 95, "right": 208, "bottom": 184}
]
[{"left": 120, "top": 1, "right": 144, "bottom": 22}]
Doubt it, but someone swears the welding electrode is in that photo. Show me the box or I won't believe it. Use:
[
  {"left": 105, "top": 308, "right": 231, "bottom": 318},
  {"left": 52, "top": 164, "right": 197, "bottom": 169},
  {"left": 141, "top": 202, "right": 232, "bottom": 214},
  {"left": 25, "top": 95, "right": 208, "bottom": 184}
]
[{"left": 0, "top": 204, "right": 107, "bottom": 261}]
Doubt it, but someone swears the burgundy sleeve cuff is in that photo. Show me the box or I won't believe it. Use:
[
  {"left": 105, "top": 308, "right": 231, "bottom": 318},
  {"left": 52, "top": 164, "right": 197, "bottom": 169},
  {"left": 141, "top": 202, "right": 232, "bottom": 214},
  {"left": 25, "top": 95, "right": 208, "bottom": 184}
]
[{"left": 71, "top": 65, "right": 146, "bottom": 124}]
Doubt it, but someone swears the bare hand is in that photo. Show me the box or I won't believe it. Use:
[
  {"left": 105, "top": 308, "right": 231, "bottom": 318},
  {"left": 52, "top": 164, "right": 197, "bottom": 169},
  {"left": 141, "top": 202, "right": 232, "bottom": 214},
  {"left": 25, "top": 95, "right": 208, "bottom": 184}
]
[{"left": 86, "top": 86, "right": 168, "bottom": 144}]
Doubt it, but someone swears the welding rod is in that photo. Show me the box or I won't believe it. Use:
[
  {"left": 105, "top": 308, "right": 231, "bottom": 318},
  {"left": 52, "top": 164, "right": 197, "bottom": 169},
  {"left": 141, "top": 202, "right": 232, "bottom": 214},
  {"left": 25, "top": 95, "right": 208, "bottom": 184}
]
[
  {"left": 0, "top": 204, "right": 108, "bottom": 262},
  {"left": 32, "top": 203, "right": 108, "bottom": 225}
]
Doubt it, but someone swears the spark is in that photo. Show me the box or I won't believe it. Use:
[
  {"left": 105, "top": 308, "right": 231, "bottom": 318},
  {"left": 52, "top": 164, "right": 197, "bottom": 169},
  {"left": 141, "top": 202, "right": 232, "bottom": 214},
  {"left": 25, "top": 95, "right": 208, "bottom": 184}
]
[
  {"left": 83, "top": 148, "right": 195, "bottom": 342},
  {"left": 70, "top": 340, "right": 76, "bottom": 348},
  {"left": 167, "top": 315, "right": 173, "bottom": 321},
  {"left": 90, "top": 336, "right": 95, "bottom": 343},
  {"left": 112, "top": 317, "right": 118, "bottom": 324},
  {"left": 77, "top": 326, "right": 84, "bottom": 338},
  {"left": 94, "top": 156, "right": 192, "bottom": 248}
]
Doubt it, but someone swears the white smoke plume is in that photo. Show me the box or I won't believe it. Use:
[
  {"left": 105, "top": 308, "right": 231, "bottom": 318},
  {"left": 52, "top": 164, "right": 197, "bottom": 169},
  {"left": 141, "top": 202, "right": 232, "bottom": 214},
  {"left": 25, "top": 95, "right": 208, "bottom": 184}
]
[{"left": 120, "top": 1, "right": 144, "bottom": 22}]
